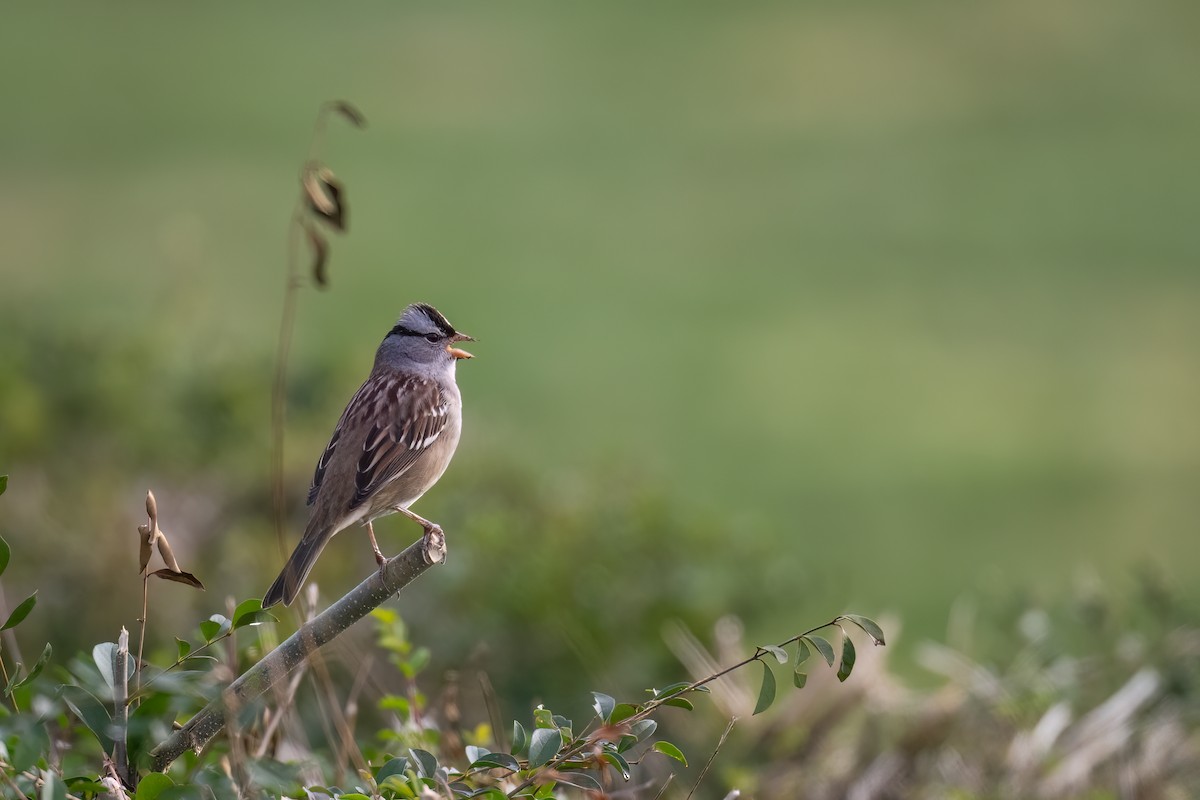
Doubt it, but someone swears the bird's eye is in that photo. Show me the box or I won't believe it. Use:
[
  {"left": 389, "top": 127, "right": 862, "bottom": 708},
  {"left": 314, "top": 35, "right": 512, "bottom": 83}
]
[{"left": 424, "top": 333, "right": 440, "bottom": 343}]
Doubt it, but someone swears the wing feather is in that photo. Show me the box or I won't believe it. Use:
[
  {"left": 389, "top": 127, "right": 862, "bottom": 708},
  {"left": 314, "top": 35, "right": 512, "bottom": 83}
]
[{"left": 350, "top": 375, "right": 450, "bottom": 509}]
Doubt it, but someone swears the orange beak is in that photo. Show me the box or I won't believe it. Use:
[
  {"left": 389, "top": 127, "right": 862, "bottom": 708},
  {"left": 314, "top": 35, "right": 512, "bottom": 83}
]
[{"left": 447, "top": 332, "right": 475, "bottom": 360}]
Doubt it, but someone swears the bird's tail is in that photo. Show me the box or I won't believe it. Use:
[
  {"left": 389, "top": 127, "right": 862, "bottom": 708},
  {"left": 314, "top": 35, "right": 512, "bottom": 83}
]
[{"left": 263, "top": 520, "right": 333, "bottom": 608}]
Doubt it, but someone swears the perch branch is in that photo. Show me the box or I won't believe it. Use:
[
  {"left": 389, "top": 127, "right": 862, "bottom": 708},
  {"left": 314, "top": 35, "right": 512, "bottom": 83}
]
[{"left": 149, "top": 531, "right": 446, "bottom": 772}]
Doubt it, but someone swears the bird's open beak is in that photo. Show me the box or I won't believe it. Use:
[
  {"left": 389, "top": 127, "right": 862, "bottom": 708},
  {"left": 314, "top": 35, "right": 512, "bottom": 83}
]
[{"left": 447, "top": 332, "right": 475, "bottom": 360}]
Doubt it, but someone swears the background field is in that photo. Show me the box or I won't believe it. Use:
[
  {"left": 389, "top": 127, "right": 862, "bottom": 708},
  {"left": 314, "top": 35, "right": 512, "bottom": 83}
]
[{"left": 2, "top": 0, "right": 1198, "bottom": 751}]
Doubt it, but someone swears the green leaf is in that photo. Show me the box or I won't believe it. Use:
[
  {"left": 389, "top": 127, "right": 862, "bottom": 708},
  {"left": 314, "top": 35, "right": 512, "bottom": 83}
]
[
  {"left": 761, "top": 644, "right": 789, "bottom": 664},
  {"left": 650, "top": 681, "right": 709, "bottom": 699},
  {"left": 662, "top": 697, "right": 694, "bottom": 711},
  {"left": 403, "top": 646, "right": 430, "bottom": 677},
  {"left": 591, "top": 691, "right": 616, "bottom": 722},
  {"left": 793, "top": 670, "right": 807, "bottom": 689},
  {"left": 92, "top": 641, "right": 117, "bottom": 692},
  {"left": 200, "top": 614, "right": 231, "bottom": 642},
  {"left": 60, "top": 684, "right": 114, "bottom": 752},
  {"left": 14, "top": 642, "right": 52, "bottom": 690},
  {"left": 408, "top": 747, "right": 438, "bottom": 778},
  {"left": 232, "top": 598, "right": 262, "bottom": 623},
  {"left": 134, "top": 773, "right": 175, "bottom": 800},
  {"left": 1, "top": 591, "right": 37, "bottom": 630},
  {"left": 528, "top": 727, "right": 562, "bottom": 768},
  {"left": 380, "top": 694, "right": 410, "bottom": 716},
  {"left": 232, "top": 609, "right": 278, "bottom": 629},
  {"left": 610, "top": 703, "right": 639, "bottom": 724},
  {"left": 337, "top": 795, "right": 371, "bottom": 800},
  {"left": 511, "top": 720, "right": 528, "bottom": 755},
  {"left": 0, "top": 474, "right": 7, "bottom": 495},
  {"left": 175, "top": 637, "right": 191, "bottom": 660},
  {"left": 233, "top": 599, "right": 277, "bottom": 629},
  {"left": 468, "top": 752, "right": 520, "bottom": 773},
  {"left": 838, "top": 634, "right": 857, "bottom": 682},
  {"left": 0, "top": 535, "right": 9, "bottom": 579},
  {"left": 753, "top": 661, "right": 776, "bottom": 715},
  {"left": 374, "top": 756, "right": 409, "bottom": 784},
  {"left": 805, "top": 635, "right": 836, "bottom": 667},
  {"left": 794, "top": 639, "right": 811, "bottom": 666},
  {"left": 556, "top": 771, "right": 602, "bottom": 791},
  {"left": 653, "top": 741, "right": 688, "bottom": 767},
  {"left": 532, "top": 705, "right": 554, "bottom": 729},
  {"left": 630, "top": 719, "right": 657, "bottom": 740},
  {"left": 842, "top": 615, "right": 886, "bottom": 646},
  {"left": 601, "top": 751, "right": 631, "bottom": 780}
]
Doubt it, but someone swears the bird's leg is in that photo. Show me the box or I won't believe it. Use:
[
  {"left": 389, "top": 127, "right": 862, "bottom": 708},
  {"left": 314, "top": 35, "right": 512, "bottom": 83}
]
[
  {"left": 366, "top": 520, "right": 388, "bottom": 577},
  {"left": 393, "top": 506, "right": 445, "bottom": 558}
]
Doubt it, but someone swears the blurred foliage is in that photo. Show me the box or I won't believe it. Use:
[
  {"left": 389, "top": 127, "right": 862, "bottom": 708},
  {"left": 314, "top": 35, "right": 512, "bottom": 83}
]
[{"left": 1, "top": 473, "right": 1196, "bottom": 798}]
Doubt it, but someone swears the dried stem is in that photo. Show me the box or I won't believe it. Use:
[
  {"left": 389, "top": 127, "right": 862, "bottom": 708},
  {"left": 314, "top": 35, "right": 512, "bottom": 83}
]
[
  {"left": 269, "top": 101, "right": 361, "bottom": 559},
  {"left": 135, "top": 576, "right": 148, "bottom": 705},
  {"left": 685, "top": 718, "right": 736, "bottom": 800},
  {"left": 0, "top": 652, "right": 14, "bottom": 713},
  {"left": 149, "top": 531, "right": 445, "bottom": 772}
]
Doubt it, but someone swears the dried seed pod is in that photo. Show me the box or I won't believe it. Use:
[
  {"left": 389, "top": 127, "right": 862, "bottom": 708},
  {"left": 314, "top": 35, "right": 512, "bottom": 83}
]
[
  {"left": 302, "top": 165, "right": 337, "bottom": 217},
  {"left": 138, "top": 523, "right": 154, "bottom": 573},
  {"left": 155, "top": 530, "right": 182, "bottom": 573}
]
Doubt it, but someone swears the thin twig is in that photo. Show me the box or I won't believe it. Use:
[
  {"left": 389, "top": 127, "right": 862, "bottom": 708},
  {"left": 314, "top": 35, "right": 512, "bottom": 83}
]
[
  {"left": 270, "top": 212, "right": 302, "bottom": 560},
  {"left": 270, "top": 101, "right": 359, "bottom": 560},
  {"left": 0, "top": 649, "right": 14, "bottom": 713},
  {"left": 479, "top": 671, "right": 505, "bottom": 751},
  {"left": 308, "top": 642, "right": 370, "bottom": 780},
  {"left": 135, "top": 576, "right": 148, "bottom": 706},
  {"left": 149, "top": 530, "right": 446, "bottom": 772},
  {"left": 685, "top": 718, "right": 736, "bottom": 800},
  {"left": 253, "top": 662, "right": 309, "bottom": 759}
]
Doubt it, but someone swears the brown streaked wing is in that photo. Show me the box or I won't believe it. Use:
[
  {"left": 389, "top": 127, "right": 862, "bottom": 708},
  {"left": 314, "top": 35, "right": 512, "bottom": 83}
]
[
  {"left": 350, "top": 374, "right": 450, "bottom": 509},
  {"left": 307, "top": 376, "right": 379, "bottom": 506}
]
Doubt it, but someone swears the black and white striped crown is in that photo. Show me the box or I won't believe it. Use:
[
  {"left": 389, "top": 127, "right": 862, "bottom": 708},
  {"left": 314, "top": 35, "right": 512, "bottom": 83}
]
[{"left": 388, "top": 303, "right": 458, "bottom": 339}]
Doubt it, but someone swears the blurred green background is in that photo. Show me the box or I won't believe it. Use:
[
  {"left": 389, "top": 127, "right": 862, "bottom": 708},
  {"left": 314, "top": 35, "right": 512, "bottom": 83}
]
[{"left": 2, "top": 0, "right": 1198, "bottom": 717}]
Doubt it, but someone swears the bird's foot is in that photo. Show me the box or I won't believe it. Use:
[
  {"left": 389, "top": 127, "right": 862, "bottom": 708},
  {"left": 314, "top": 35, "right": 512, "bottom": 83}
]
[{"left": 421, "top": 523, "right": 446, "bottom": 565}]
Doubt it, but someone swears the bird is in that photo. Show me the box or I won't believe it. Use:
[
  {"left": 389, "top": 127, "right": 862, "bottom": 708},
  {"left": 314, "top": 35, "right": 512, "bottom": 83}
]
[{"left": 263, "top": 303, "right": 474, "bottom": 607}]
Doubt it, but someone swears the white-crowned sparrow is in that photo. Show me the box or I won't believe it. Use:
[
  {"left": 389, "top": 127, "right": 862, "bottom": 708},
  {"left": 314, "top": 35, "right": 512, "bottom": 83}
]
[{"left": 263, "top": 303, "right": 474, "bottom": 607}]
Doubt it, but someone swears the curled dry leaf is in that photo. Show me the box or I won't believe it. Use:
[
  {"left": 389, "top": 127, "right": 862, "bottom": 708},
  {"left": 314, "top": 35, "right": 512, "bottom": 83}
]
[
  {"left": 331, "top": 100, "right": 367, "bottom": 128},
  {"left": 145, "top": 490, "right": 158, "bottom": 521},
  {"left": 302, "top": 165, "right": 336, "bottom": 216},
  {"left": 137, "top": 523, "right": 154, "bottom": 574},
  {"left": 150, "top": 569, "right": 206, "bottom": 590},
  {"left": 315, "top": 168, "right": 346, "bottom": 232},
  {"left": 155, "top": 530, "right": 182, "bottom": 573},
  {"left": 305, "top": 221, "right": 330, "bottom": 288}
]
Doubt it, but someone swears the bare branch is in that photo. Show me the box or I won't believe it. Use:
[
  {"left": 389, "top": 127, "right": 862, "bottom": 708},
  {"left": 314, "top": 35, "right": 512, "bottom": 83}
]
[{"left": 149, "top": 532, "right": 446, "bottom": 772}]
